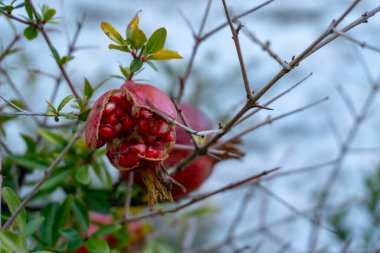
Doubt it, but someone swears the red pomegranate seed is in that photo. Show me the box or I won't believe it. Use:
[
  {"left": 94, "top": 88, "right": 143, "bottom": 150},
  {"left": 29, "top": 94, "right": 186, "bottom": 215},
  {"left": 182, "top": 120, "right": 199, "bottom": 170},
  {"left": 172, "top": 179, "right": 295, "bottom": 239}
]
[
  {"left": 157, "top": 121, "right": 170, "bottom": 136},
  {"left": 120, "top": 141, "right": 131, "bottom": 153},
  {"left": 99, "top": 126, "right": 116, "bottom": 140},
  {"left": 144, "top": 135, "right": 156, "bottom": 144},
  {"left": 138, "top": 119, "right": 149, "bottom": 133},
  {"left": 146, "top": 147, "right": 159, "bottom": 158},
  {"left": 109, "top": 91, "right": 125, "bottom": 104},
  {"left": 122, "top": 117, "right": 134, "bottom": 132},
  {"left": 160, "top": 131, "right": 174, "bottom": 143},
  {"left": 140, "top": 109, "right": 153, "bottom": 119},
  {"left": 131, "top": 143, "right": 146, "bottom": 155},
  {"left": 119, "top": 153, "right": 138, "bottom": 167},
  {"left": 101, "top": 115, "right": 120, "bottom": 125},
  {"left": 103, "top": 103, "right": 117, "bottom": 115}
]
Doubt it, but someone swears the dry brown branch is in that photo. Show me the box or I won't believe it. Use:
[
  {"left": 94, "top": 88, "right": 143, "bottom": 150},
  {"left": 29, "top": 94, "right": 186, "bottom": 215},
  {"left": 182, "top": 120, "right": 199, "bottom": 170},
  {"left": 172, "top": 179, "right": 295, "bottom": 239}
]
[
  {"left": 221, "top": 0, "right": 254, "bottom": 100},
  {"left": 120, "top": 167, "right": 279, "bottom": 224}
]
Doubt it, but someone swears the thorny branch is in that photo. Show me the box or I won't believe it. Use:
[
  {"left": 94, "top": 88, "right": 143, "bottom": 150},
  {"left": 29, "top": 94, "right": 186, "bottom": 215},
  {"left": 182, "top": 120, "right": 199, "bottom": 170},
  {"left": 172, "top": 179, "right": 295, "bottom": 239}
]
[{"left": 120, "top": 168, "right": 279, "bottom": 224}]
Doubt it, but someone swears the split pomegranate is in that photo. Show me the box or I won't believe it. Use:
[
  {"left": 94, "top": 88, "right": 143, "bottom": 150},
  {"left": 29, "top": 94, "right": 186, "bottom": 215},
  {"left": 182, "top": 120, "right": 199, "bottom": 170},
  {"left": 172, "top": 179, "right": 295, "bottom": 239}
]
[
  {"left": 85, "top": 81, "right": 180, "bottom": 207},
  {"left": 121, "top": 103, "right": 216, "bottom": 199}
]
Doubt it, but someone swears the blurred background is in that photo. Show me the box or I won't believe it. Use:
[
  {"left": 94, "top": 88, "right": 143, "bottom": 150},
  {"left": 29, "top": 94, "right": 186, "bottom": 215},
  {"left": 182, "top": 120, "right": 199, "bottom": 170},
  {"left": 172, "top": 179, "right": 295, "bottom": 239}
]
[{"left": 1, "top": 0, "right": 380, "bottom": 252}]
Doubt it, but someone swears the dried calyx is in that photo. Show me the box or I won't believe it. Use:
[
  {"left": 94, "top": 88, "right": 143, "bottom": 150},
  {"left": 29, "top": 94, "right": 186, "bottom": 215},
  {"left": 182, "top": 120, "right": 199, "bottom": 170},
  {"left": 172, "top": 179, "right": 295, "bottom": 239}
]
[{"left": 85, "top": 81, "right": 185, "bottom": 208}]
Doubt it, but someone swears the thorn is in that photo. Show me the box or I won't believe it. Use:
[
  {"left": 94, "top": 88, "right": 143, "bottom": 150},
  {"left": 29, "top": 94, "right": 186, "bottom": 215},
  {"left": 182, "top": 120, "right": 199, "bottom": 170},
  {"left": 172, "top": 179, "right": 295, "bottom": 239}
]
[{"left": 254, "top": 103, "right": 273, "bottom": 110}]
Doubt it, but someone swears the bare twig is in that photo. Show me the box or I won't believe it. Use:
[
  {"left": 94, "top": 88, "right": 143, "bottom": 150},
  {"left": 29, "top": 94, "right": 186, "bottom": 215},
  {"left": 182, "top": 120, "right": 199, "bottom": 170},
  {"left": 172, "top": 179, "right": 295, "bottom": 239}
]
[
  {"left": 236, "top": 73, "right": 313, "bottom": 125},
  {"left": 0, "top": 9, "right": 35, "bottom": 26},
  {"left": 227, "top": 185, "right": 255, "bottom": 236},
  {"left": 241, "top": 25, "right": 288, "bottom": 69},
  {"left": 218, "top": 97, "right": 328, "bottom": 148},
  {"left": 120, "top": 168, "right": 279, "bottom": 223},
  {"left": 173, "top": 144, "right": 242, "bottom": 159},
  {"left": 201, "top": 0, "right": 275, "bottom": 41},
  {"left": 336, "top": 85, "right": 357, "bottom": 119},
  {"left": 332, "top": 28, "right": 380, "bottom": 54},
  {"left": 152, "top": 106, "right": 223, "bottom": 136},
  {"left": 25, "top": 0, "right": 80, "bottom": 101},
  {"left": 304, "top": 5, "right": 380, "bottom": 59},
  {"left": 308, "top": 64, "right": 379, "bottom": 253},
  {"left": 221, "top": 0, "right": 254, "bottom": 100},
  {"left": 176, "top": 0, "right": 212, "bottom": 103},
  {"left": 0, "top": 34, "right": 20, "bottom": 62}
]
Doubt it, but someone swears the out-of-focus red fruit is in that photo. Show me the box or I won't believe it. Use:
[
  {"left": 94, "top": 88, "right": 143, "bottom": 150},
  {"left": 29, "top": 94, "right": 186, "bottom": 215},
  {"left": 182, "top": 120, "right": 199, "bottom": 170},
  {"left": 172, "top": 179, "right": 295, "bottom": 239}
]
[
  {"left": 85, "top": 81, "right": 180, "bottom": 207},
  {"left": 165, "top": 104, "right": 214, "bottom": 199}
]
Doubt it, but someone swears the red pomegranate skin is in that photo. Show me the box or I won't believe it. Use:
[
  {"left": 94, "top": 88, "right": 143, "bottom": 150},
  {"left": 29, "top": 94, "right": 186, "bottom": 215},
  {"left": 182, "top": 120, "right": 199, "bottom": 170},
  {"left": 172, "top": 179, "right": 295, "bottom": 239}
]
[{"left": 165, "top": 103, "right": 214, "bottom": 198}]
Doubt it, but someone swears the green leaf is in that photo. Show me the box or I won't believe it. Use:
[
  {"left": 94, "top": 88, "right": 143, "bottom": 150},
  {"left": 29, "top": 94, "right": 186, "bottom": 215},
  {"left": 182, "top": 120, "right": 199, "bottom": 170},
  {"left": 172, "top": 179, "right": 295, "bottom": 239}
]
[
  {"left": 25, "top": 216, "right": 45, "bottom": 237},
  {"left": 33, "top": 251, "right": 55, "bottom": 253},
  {"left": 84, "top": 78, "right": 94, "bottom": 98},
  {"left": 119, "top": 65, "right": 130, "bottom": 79},
  {"left": 40, "top": 202, "right": 60, "bottom": 247},
  {"left": 43, "top": 8, "right": 56, "bottom": 22},
  {"left": 38, "top": 168, "right": 72, "bottom": 192},
  {"left": 60, "top": 228, "right": 83, "bottom": 250},
  {"left": 21, "top": 134, "right": 37, "bottom": 154},
  {"left": 85, "top": 238, "right": 110, "bottom": 253},
  {"left": 130, "top": 28, "right": 147, "bottom": 50},
  {"left": 37, "top": 128, "right": 66, "bottom": 145},
  {"left": 8, "top": 155, "right": 48, "bottom": 169},
  {"left": 49, "top": 46, "right": 60, "bottom": 63},
  {"left": 72, "top": 198, "right": 89, "bottom": 231},
  {"left": 108, "top": 44, "right": 130, "bottom": 52},
  {"left": 100, "top": 22, "right": 124, "bottom": 45},
  {"left": 148, "top": 49, "right": 182, "bottom": 61},
  {"left": 75, "top": 165, "right": 90, "bottom": 185},
  {"left": 8, "top": 99, "right": 26, "bottom": 110},
  {"left": 23, "top": 26, "right": 38, "bottom": 40},
  {"left": 146, "top": 60, "right": 158, "bottom": 72},
  {"left": 2, "top": 187, "right": 27, "bottom": 233},
  {"left": 54, "top": 195, "right": 73, "bottom": 233},
  {"left": 92, "top": 224, "right": 121, "bottom": 237},
  {"left": 45, "top": 100, "right": 57, "bottom": 113},
  {"left": 184, "top": 206, "right": 217, "bottom": 218},
  {"left": 126, "top": 12, "right": 146, "bottom": 50},
  {"left": 130, "top": 58, "right": 143, "bottom": 72},
  {"left": 71, "top": 120, "right": 80, "bottom": 134},
  {"left": 61, "top": 113, "right": 77, "bottom": 120},
  {"left": 126, "top": 12, "right": 140, "bottom": 36},
  {"left": 58, "top": 95, "right": 75, "bottom": 112},
  {"left": 78, "top": 108, "right": 91, "bottom": 121},
  {"left": 145, "top": 27, "right": 167, "bottom": 55},
  {"left": 59, "top": 55, "right": 74, "bottom": 65},
  {"left": 24, "top": 2, "right": 33, "bottom": 20},
  {"left": 0, "top": 231, "right": 28, "bottom": 253}
]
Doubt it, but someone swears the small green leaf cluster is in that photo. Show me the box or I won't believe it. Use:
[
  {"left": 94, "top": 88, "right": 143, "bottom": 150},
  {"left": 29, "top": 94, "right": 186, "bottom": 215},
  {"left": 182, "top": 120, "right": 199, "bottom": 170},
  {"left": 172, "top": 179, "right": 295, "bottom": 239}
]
[
  {"left": 100, "top": 12, "right": 182, "bottom": 79},
  {"left": 0, "top": 0, "right": 25, "bottom": 14},
  {"left": 23, "top": 3, "right": 58, "bottom": 40}
]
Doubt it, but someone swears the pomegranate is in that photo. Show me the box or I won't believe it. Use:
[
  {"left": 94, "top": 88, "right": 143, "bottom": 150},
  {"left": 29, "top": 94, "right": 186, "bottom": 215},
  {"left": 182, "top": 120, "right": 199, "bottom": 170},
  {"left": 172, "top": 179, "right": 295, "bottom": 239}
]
[
  {"left": 165, "top": 104, "right": 215, "bottom": 199},
  {"left": 85, "top": 81, "right": 181, "bottom": 207},
  {"left": 121, "top": 103, "right": 216, "bottom": 199}
]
